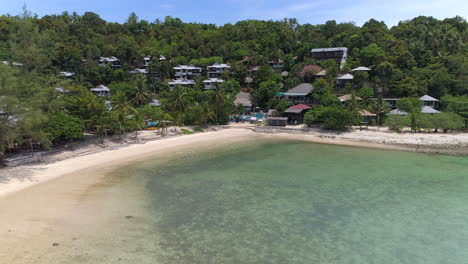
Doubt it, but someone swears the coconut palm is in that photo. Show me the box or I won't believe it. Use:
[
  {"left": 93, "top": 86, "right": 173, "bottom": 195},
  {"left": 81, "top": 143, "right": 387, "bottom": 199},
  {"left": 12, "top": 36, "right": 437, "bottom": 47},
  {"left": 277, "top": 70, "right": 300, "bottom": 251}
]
[
  {"left": 112, "top": 91, "right": 137, "bottom": 139},
  {"left": 372, "top": 96, "right": 390, "bottom": 131},
  {"left": 130, "top": 78, "right": 151, "bottom": 106},
  {"left": 209, "top": 84, "right": 226, "bottom": 124}
]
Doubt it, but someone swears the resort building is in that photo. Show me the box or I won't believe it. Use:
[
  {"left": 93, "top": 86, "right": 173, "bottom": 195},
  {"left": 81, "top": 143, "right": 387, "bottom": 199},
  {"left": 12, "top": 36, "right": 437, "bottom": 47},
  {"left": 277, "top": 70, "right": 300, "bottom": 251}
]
[
  {"left": 207, "top": 63, "right": 231, "bottom": 78},
  {"left": 282, "top": 83, "right": 315, "bottom": 105},
  {"left": 59, "top": 71, "right": 75, "bottom": 78},
  {"left": 203, "top": 78, "right": 225, "bottom": 89},
  {"left": 98, "top": 56, "right": 121, "bottom": 68},
  {"left": 350, "top": 66, "right": 372, "bottom": 72},
  {"left": 285, "top": 104, "right": 311, "bottom": 124},
  {"left": 268, "top": 59, "right": 284, "bottom": 69},
  {"left": 383, "top": 98, "right": 399, "bottom": 109},
  {"left": 2, "top": 61, "right": 24, "bottom": 67},
  {"left": 173, "top": 65, "right": 202, "bottom": 80},
  {"left": 55, "top": 87, "right": 69, "bottom": 93},
  {"left": 149, "top": 99, "right": 162, "bottom": 107},
  {"left": 299, "top": 64, "right": 323, "bottom": 82},
  {"left": 143, "top": 55, "right": 166, "bottom": 68},
  {"left": 339, "top": 94, "right": 363, "bottom": 106},
  {"left": 311, "top": 47, "right": 348, "bottom": 69},
  {"left": 420, "top": 95, "right": 440, "bottom": 109},
  {"left": 130, "top": 68, "right": 148, "bottom": 74},
  {"left": 389, "top": 106, "right": 441, "bottom": 115},
  {"left": 335, "top": 73, "right": 354, "bottom": 88},
  {"left": 90, "top": 85, "right": 110, "bottom": 97},
  {"left": 359, "top": 109, "right": 377, "bottom": 124},
  {"left": 168, "top": 79, "right": 195, "bottom": 90},
  {"left": 234, "top": 92, "right": 253, "bottom": 112}
]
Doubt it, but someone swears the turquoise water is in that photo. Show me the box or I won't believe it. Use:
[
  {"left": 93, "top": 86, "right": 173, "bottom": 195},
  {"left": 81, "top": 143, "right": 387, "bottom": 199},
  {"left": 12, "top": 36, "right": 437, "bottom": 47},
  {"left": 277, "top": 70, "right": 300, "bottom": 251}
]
[{"left": 132, "top": 140, "right": 468, "bottom": 264}]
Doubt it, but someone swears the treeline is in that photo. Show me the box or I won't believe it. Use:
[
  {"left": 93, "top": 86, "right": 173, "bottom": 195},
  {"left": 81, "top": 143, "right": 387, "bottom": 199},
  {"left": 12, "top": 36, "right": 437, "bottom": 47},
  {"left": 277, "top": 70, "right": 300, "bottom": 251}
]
[{"left": 0, "top": 7, "right": 467, "bottom": 158}]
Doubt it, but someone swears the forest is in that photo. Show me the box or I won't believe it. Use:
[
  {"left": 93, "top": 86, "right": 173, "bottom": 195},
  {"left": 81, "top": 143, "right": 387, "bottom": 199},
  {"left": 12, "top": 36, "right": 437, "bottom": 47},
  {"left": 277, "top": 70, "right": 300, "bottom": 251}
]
[{"left": 0, "top": 6, "right": 467, "bottom": 158}]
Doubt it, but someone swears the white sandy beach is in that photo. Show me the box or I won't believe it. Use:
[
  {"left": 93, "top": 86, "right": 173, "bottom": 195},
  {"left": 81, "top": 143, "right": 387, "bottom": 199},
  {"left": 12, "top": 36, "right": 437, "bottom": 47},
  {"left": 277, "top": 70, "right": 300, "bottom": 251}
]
[
  {"left": 2, "top": 126, "right": 468, "bottom": 198},
  {"left": 1, "top": 126, "right": 468, "bottom": 263}
]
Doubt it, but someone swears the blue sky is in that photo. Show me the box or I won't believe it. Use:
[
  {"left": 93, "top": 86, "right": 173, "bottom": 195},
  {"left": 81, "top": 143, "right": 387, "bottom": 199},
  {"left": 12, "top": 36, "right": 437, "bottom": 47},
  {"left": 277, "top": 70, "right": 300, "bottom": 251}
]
[{"left": 1, "top": 0, "right": 467, "bottom": 26}]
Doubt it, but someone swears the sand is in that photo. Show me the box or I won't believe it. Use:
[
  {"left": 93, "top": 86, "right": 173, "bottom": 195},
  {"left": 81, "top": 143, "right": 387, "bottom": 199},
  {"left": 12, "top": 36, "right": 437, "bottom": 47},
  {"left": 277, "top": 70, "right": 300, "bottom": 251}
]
[
  {"left": 2, "top": 126, "right": 468, "bottom": 198},
  {"left": 0, "top": 126, "right": 467, "bottom": 263}
]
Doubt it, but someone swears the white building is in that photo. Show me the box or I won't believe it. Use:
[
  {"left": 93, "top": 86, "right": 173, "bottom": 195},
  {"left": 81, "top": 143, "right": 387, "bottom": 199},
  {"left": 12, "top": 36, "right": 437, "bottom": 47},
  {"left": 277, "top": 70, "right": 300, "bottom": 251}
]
[
  {"left": 98, "top": 56, "right": 121, "bottom": 68},
  {"left": 130, "top": 68, "right": 148, "bottom": 74},
  {"left": 173, "top": 65, "right": 202, "bottom": 80},
  {"left": 203, "top": 78, "right": 225, "bottom": 89},
  {"left": 168, "top": 79, "right": 195, "bottom": 90},
  {"left": 90, "top": 85, "right": 110, "bottom": 97},
  {"left": 59, "top": 71, "right": 75, "bottom": 78},
  {"left": 420, "top": 95, "right": 440, "bottom": 109},
  {"left": 207, "top": 63, "right": 230, "bottom": 78},
  {"left": 143, "top": 55, "right": 166, "bottom": 68}
]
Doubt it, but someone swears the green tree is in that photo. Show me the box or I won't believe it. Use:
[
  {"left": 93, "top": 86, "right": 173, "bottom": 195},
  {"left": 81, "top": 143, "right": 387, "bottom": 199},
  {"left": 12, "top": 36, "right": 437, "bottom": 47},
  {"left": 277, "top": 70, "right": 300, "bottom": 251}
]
[
  {"left": 372, "top": 96, "right": 390, "bottom": 130},
  {"left": 321, "top": 106, "right": 354, "bottom": 131},
  {"left": 46, "top": 112, "right": 83, "bottom": 144},
  {"left": 397, "top": 97, "right": 423, "bottom": 132}
]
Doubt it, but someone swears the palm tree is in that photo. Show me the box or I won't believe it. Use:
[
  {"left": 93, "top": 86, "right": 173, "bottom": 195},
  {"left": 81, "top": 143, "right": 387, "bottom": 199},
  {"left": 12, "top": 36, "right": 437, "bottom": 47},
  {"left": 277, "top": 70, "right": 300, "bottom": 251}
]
[
  {"left": 347, "top": 93, "right": 362, "bottom": 125},
  {"left": 130, "top": 111, "right": 145, "bottom": 140},
  {"left": 130, "top": 78, "right": 151, "bottom": 106},
  {"left": 157, "top": 112, "right": 173, "bottom": 136},
  {"left": 199, "top": 102, "right": 215, "bottom": 126},
  {"left": 372, "top": 96, "right": 390, "bottom": 131},
  {"left": 112, "top": 91, "right": 137, "bottom": 139},
  {"left": 210, "top": 84, "right": 226, "bottom": 124},
  {"left": 171, "top": 85, "right": 188, "bottom": 113}
]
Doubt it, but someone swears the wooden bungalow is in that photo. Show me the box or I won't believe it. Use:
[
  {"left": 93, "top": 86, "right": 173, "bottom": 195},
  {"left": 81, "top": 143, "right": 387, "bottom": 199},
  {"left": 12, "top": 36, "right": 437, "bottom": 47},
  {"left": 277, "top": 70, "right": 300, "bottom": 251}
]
[
  {"left": 283, "top": 83, "right": 315, "bottom": 105},
  {"left": 285, "top": 104, "right": 311, "bottom": 124}
]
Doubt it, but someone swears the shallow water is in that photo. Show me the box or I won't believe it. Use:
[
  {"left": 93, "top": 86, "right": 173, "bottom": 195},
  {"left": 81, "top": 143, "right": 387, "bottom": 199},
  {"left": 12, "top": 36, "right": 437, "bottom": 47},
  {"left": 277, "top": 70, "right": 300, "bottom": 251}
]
[
  {"left": 132, "top": 140, "right": 468, "bottom": 264},
  {"left": 6, "top": 139, "right": 468, "bottom": 264}
]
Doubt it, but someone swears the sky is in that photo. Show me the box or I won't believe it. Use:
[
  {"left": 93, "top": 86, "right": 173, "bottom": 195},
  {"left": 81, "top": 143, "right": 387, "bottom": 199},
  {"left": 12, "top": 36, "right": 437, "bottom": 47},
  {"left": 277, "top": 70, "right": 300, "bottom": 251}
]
[{"left": 1, "top": 0, "right": 467, "bottom": 26}]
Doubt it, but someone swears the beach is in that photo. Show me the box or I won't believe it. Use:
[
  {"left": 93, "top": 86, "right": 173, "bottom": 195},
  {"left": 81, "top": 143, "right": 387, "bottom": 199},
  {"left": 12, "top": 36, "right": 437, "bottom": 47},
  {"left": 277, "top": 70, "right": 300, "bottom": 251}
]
[
  {"left": 1, "top": 127, "right": 468, "bottom": 263},
  {"left": 2, "top": 126, "right": 468, "bottom": 198}
]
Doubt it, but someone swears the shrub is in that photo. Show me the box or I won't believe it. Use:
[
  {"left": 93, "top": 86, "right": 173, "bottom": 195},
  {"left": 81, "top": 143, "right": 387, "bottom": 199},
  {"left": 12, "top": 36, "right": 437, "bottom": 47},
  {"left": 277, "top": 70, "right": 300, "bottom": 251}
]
[
  {"left": 321, "top": 106, "right": 354, "bottom": 131},
  {"left": 304, "top": 105, "right": 326, "bottom": 126},
  {"left": 194, "top": 126, "right": 205, "bottom": 133},
  {"left": 181, "top": 129, "right": 194, "bottom": 135},
  {"left": 386, "top": 115, "right": 408, "bottom": 132},
  {"left": 432, "top": 112, "right": 465, "bottom": 133}
]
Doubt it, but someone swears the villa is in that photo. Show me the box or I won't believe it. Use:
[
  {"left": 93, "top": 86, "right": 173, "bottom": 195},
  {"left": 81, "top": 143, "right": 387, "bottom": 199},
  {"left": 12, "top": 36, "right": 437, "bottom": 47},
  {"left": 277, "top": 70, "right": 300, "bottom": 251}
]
[
  {"left": 335, "top": 73, "right": 354, "bottom": 88},
  {"left": 311, "top": 47, "right": 348, "bottom": 69},
  {"left": 143, "top": 55, "right": 166, "bottom": 68},
  {"left": 234, "top": 92, "right": 253, "bottom": 112},
  {"left": 173, "top": 65, "right": 202, "bottom": 80},
  {"left": 268, "top": 59, "right": 284, "bottom": 69},
  {"left": 207, "top": 63, "right": 230, "bottom": 78},
  {"left": 59, "top": 71, "right": 75, "bottom": 78},
  {"left": 90, "top": 85, "right": 110, "bottom": 97},
  {"left": 282, "top": 83, "right": 315, "bottom": 105},
  {"left": 98, "top": 56, "right": 121, "bottom": 68},
  {"left": 169, "top": 79, "right": 195, "bottom": 90},
  {"left": 130, "top": 68, "right": 148, "bottom": 74},
  {"left": 420, "top": 95, "right": 440, "bottom": 109},
  {"left": 203, "top": 78, "right": 225, "bottom": 89}
]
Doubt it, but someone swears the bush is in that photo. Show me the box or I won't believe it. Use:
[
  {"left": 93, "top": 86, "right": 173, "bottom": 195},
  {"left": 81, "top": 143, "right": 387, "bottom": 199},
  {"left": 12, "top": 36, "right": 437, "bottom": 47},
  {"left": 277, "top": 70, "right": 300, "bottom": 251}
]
[
  {"left": 386, "top": 115, "right": 408, "bottom": 132},
  {"left": 181, "top": 128, "right": 194, "bottom": 135},
  {"left": 321, "top": 106, "right": 354, "bottom": 131},
  {"left": 194, "top": 126, "right": 205, "bottom": 133},
  {"left": 304, "top": 105, "right": 326, "bottom": 126},
  {"left": 46, "top": 112, "right": 83, "bottom": 144},
  {"left": 432, "top": 112, "right": 465, "bottom": 133}
]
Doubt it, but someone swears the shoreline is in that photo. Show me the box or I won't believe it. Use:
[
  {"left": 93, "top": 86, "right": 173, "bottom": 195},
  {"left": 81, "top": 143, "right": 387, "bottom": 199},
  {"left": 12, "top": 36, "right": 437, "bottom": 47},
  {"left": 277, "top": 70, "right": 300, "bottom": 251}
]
[{"left": 1, "top": 126, "right": 468, "bottom": 198}]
